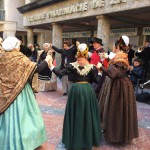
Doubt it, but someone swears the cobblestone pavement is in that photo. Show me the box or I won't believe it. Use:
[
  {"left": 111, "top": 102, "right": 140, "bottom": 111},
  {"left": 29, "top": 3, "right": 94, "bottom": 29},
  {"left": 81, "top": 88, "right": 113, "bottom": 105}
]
[{"left": 36, "top": 84, "right": 150, "bottom": 150}]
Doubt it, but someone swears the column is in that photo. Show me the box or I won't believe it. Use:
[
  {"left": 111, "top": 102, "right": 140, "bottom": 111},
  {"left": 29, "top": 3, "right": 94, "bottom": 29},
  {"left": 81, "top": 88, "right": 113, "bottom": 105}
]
[
  {"left": 138, "top": 27, "right": 144, "bottom": 46},
  {"left": 3, "top": 31, "right": 16, "bottom": 39},
  {"left": 27, "top": 28, "right": 34, "bottom": 45},
  {"left": 97, "top": 15, "right": 110, "bottom": 51},
  {"left": 52, "top": 23, "right": 62, "bottom": 65},
  {"left": 3, "top": 22, "right": 16, "bottom": 39}
]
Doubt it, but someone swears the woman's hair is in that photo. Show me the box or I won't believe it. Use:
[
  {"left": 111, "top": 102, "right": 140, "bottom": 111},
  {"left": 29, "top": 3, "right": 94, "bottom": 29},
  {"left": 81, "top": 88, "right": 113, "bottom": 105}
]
[
  {"left": 43, "top": 43, "right": 50, "bottom": 48},
  {"left": 63, "top": 41, "right": 72, "bottom": 47}
]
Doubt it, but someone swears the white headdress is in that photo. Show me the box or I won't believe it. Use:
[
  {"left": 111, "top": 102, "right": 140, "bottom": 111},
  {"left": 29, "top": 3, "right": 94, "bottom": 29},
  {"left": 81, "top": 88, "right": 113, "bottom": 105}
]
[
  {"left": 122, "top": 35, "right": 129, "bottom": 46},
  {"left": 76, "top": 41, "right": 88, "bottom": 58},
  {"left": 2, "top": 37, "right": 20, "bottom": 51}
]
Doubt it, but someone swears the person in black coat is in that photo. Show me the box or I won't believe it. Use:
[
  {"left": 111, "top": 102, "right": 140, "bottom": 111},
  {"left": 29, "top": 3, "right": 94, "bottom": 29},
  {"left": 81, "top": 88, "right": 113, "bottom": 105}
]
[
  {"left": 19, "top": 39, "right": 32, "bottom": 57},
  {"left": 50, "top": 41, "right": 77, "bottom": 95},
  {"left": 135, "top": 42, "right": 150, "bottom": 80},
  {"left": 28, "top": 44, "right": 37, "bottom": 62},
  {"left": 127, "top": 44, "right": 135, "bottom": 65}
]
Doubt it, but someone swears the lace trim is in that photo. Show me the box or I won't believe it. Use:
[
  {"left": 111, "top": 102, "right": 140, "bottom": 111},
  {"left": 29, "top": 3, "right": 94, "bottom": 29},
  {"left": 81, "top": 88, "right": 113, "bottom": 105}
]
[{"left": 70, "top": 62, "right": 93, "bottom": 76}]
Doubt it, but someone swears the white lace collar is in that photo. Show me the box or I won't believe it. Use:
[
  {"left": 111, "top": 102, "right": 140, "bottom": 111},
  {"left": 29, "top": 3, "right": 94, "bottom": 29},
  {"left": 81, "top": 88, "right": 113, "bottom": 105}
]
[{"left": 70, "top": 62, "right": 94, "bottom": 76}]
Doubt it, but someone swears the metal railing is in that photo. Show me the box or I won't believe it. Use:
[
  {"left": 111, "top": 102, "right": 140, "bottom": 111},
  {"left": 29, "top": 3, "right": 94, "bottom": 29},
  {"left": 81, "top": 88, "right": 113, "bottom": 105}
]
[{"left": 0, "top": 9, "right": 5, "bottom": 21}]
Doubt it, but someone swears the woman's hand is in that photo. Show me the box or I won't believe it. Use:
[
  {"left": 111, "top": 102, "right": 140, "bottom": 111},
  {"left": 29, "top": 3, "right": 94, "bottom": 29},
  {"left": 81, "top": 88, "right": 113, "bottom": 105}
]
[
  {"left": 45, "top": 55, "right": 53, "bottom": 67},
  {"left": 129, "top": 66, "right": 133, "bottom": 71},
  {"left": 49, "top": 43, "right": 53, "bottom": 48}
]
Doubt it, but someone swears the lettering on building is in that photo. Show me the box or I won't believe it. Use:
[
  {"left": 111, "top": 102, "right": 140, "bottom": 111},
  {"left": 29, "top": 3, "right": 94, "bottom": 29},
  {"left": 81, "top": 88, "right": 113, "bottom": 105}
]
[
  {"left": 110, "top": 28, "right": 138, "bottom": 36},
  {"left": 28, "top": 0, "right": 131, "bottom": 22},
  {"left": 143, "top": 27, "right": 150, "bottom": 35},
  {"left": 110, "top": 0, "right": 127, "bottom": 5},
  {"left": 92, "top": 0, "right": 105, "bottom": 9},
  {"left": 28, "top": 0, "right": 105, "bottom": 22},
  {"left": 62, "top": 31, "right": 91, "bottom": 38}
]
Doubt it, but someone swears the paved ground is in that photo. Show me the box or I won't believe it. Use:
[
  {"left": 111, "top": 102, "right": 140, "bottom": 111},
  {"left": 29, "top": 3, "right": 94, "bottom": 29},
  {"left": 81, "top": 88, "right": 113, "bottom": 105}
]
[{"left": 36, "top": 81, "right": 150, "bottom": 150}]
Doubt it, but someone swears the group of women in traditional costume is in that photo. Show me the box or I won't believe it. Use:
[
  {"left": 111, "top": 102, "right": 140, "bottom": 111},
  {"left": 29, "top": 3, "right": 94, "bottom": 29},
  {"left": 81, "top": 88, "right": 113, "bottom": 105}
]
[
  {"left": 0, "top": 35, "right": 138, "bottom": 150},
  {"left": 48, "top": 36, "right": 138, "bottom": 149}
]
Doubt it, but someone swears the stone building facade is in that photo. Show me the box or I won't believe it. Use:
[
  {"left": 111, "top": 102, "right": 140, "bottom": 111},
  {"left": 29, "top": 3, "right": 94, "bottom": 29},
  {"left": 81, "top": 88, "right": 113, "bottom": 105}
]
[{"left": 17, "top": 0, "right": 150, "bottom": 51}]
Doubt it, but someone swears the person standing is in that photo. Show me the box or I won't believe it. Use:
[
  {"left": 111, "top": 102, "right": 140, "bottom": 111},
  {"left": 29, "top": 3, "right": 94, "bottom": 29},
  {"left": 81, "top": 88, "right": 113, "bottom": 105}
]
[
  {"left": 127, "top": 44, "right": 135, "bottom": 65},
  {"left": 89, "top": 37, "right": 105, "bottom": 65},
  {"left": 135, "top": 41, "right": 150, "bottom": 80},
  {"left": 28, "top": 43, "right": 38, "bottom": 62},
  {"left": 49, "top": 42, "right": 102, "bottom": 149},
  {"left": 19, "top": 38, "right": 32, "bottom": 57},
  {"left": 50, "top": 41, "right": 77, "bottom": 95},
  {"left": 0, "top": 37, "right": 51, "bottom": 150},
  {"left": 98, "top": 35, "right": 138, "bottom": 143},
  {"left": 89, "top": 37, "right": 108, "bottom": 97},
  {"left": 38, "top": 43, "right": 57, "bottom": 91}
]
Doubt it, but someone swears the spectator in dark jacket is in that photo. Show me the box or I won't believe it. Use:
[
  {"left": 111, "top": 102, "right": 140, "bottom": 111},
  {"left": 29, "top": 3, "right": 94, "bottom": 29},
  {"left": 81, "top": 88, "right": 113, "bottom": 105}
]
[
  {"left": 28, "top": 44, "right": 37, "bottom": 62},
  {"left": 50, "top": 41, "right": 77, "bottom": 95},
  {"left": 135, "top": 42, "right": 150, "bottom": 80},
  {"left": 19, "top": 39, "right": 32, "bottom": 57},
  {"left": 127, "top": 44, "right": 135, "bottom": 65},
  {"left": 128, "top": 58, "right": 144, "bottom": 85}
]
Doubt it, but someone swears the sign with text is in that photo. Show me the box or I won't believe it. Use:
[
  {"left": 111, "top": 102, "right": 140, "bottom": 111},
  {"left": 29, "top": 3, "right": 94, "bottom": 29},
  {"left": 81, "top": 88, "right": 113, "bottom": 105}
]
[
  {"left": 143, "top": 27, "right": 150, "bottom": 35},
  {"left": 62, "top": 31, "right": 91, "bottom": 38},
  {"left": 110, "top": 28, "right": 138, "bottom": 36},
  {"left": 28, "top": 0, "right": 128, "bottom": 22}
]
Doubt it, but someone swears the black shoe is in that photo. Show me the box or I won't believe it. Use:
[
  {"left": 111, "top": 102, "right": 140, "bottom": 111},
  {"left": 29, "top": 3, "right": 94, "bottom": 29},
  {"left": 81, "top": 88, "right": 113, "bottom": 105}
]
[
  {"left": 63, "top": 93, "right": 67, "bottom": 96},
  {"left": 102, "top": 129, "right": 106, "bottom": 133}
]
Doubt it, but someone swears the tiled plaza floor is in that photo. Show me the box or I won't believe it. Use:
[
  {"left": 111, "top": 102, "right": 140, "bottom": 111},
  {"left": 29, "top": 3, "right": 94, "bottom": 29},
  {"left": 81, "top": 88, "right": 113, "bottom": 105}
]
[{"left": 36, "top": 83, "right": 150, "bottom": 150}]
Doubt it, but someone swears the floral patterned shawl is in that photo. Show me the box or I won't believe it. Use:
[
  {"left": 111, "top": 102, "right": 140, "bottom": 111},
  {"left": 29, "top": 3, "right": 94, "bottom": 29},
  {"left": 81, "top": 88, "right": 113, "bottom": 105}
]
[{"left": 0, "top": 50, "right": 36, "bottom": 113}]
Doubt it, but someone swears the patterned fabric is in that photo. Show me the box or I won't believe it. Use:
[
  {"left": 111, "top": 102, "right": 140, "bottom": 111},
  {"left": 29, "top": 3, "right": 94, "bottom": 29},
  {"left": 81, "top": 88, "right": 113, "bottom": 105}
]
[
  {"left": 70, "top": 61, "right": 93, "bottom": 76},
  {"left": 0, "top": 51, "right": 36, "bottom": 113},
  {"left": 109, "top": 53, "right": 129, "bottom": 68},
  {"left": 98, "top": 54, "right": 138, "bottom": 143}
]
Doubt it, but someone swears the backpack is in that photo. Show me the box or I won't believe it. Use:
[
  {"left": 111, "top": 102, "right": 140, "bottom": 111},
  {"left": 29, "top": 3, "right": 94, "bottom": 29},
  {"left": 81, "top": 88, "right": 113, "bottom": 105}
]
[{"left": 136, "top": 92, "right": 150, "bottom": 104}]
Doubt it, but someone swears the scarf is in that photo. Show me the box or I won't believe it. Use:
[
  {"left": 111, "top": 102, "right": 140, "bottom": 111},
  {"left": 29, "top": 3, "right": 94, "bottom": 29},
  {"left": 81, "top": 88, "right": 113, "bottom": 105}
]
[
  {"left": 0, "top": 50, "right": 36, "bottom": 113},
  {"left": 109, "top": 53, "right": 129, "bottom": 68}
]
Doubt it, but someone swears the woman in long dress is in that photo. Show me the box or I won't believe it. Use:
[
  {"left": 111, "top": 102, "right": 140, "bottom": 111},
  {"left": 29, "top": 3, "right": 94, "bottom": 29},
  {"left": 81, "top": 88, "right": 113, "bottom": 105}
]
[
  {"left": 49, "top": 43, "right": 102, "bottom": 149},
  {"left": 0, "top": 37, "right": 50, "bottom": 150},
  {"left": 38, "top": 43, "right": 57, "bottom": 91},
  {"left": 98, "top": 36, "right": 138, "bottom": 143}
]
